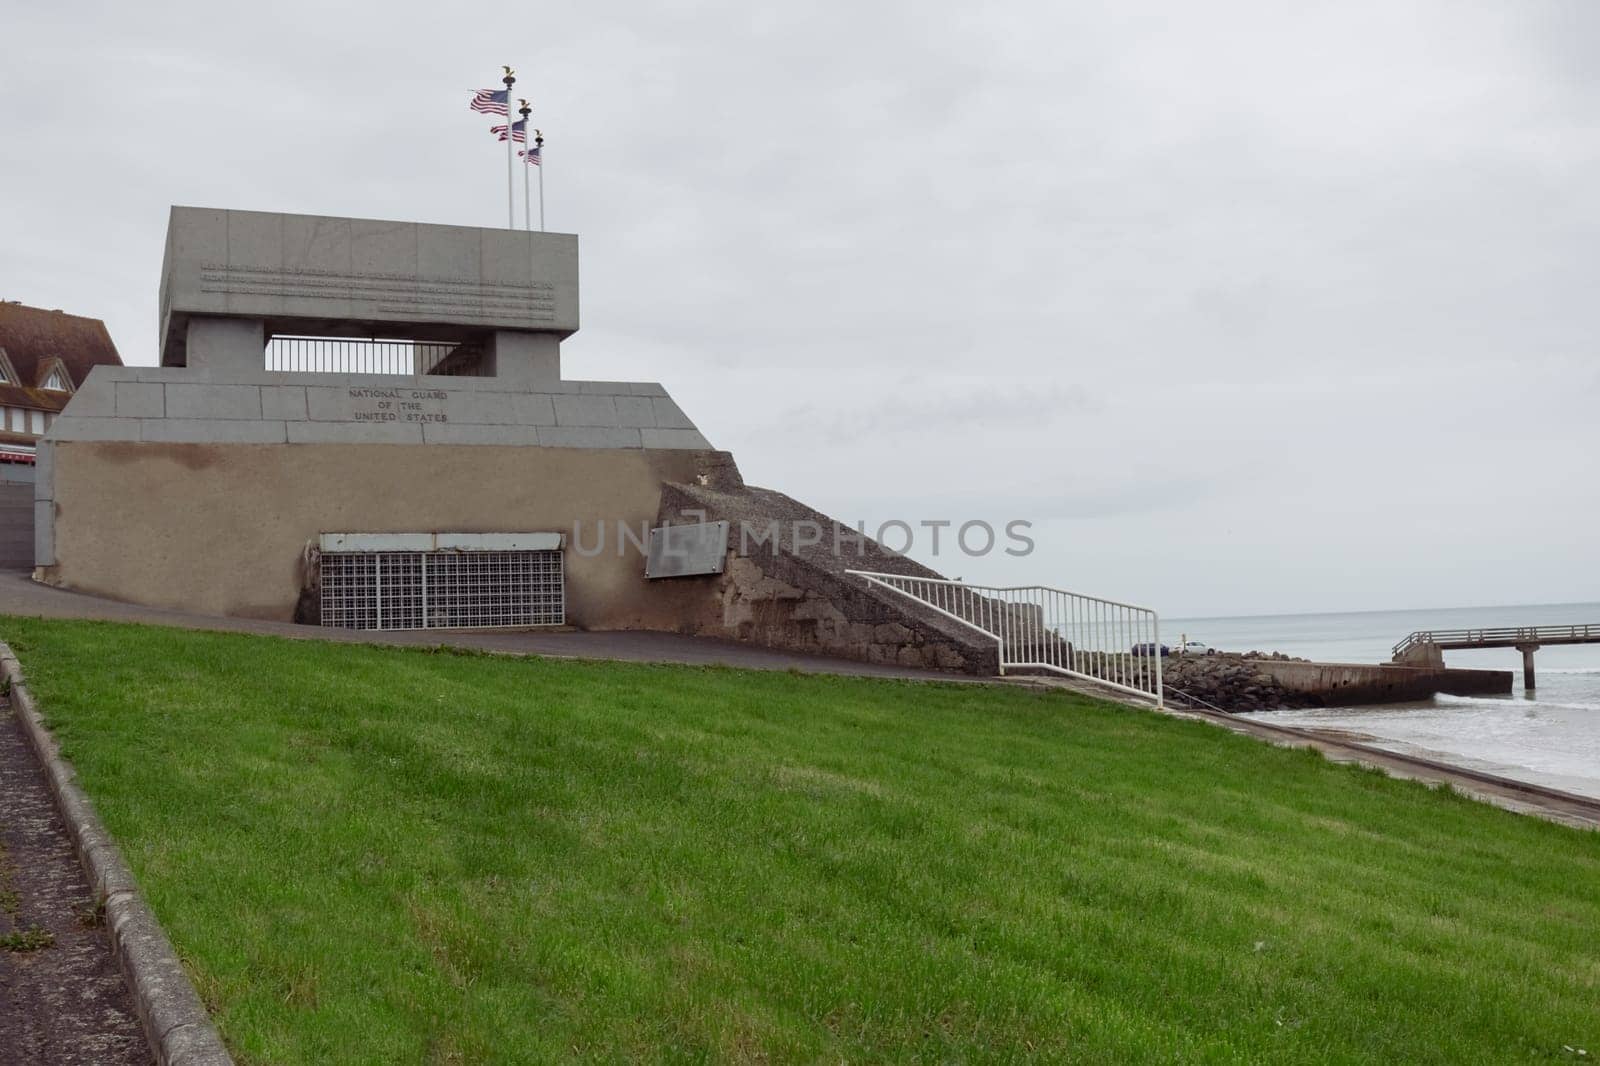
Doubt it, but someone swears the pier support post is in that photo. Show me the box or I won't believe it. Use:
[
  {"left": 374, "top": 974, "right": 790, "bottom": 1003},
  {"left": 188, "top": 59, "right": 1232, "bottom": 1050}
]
[{"left": 1517, "top": 643, "right": 1538, "bottom": 691}]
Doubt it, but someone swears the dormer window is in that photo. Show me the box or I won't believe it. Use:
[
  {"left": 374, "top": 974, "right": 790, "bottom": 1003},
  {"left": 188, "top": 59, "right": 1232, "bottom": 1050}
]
[{"left": 31, "top": 356, "right": 75, "bottom": 394}]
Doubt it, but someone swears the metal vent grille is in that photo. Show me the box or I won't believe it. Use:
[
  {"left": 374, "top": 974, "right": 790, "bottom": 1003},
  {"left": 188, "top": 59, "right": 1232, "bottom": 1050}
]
[{"left": 320, "top": 549, "right": 564, "bottom": 630}]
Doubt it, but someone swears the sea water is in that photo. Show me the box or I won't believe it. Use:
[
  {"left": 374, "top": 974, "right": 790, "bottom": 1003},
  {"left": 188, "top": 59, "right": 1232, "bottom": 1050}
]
[{"left": 1167, "top": 602, "right": 1600, "bottom": 799}]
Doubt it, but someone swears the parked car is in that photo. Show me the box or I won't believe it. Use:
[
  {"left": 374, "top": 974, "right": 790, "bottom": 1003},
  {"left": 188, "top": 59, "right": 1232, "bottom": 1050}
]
[
  {"left": 1131, "top": 642, "right": 1170, "bottom": 657},
  {"left": 1175, "top": 641, "right": 1215, "bottom": 656}
]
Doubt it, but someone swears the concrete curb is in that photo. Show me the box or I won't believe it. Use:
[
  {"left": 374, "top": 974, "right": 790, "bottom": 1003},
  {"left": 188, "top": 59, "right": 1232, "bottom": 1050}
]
[{"left": 0, "top": 642, "right": 233, "bottom": 1066}]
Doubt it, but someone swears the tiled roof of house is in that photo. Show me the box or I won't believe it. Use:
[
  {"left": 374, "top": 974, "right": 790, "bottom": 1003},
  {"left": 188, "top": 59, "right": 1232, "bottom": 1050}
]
[
  {"left": 0, "top": 385, "right": 71, "bottom": 413},
  {"left": 0, "top": 302, "right": 123, "bottom": 410}
]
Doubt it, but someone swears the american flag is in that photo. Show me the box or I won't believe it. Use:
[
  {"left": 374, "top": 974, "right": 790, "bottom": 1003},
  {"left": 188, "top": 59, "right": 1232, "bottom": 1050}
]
[
  {"left": 520, "top": 146, "right": 541, "bottom": 166},
  {"left": 491, "top": 119, "right": 527, "bottom": 143},
  {"left": 469, "top": 89, "right": 509, "bottom": 115}
]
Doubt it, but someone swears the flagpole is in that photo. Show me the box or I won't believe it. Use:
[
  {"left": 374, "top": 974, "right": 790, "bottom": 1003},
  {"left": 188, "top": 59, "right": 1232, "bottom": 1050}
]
[
  {"left": 536, "top": 131, "right": 546, "bottom": 232},
  {"left": 519, "top": 101, "right": 532, "bottom": 233},
  {"left": 502, "top": 67, "right": 516, "bottom": 229}
]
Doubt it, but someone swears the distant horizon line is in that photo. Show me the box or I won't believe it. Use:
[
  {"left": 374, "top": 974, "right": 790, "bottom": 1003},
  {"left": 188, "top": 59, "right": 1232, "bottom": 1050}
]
[{"left": 1168, "top": 598, "right": 1600, "bottom": 623}]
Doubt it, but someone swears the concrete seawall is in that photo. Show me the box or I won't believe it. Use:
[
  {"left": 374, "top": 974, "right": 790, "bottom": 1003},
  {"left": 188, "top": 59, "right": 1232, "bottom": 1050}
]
[{"left": 1253, "top": 659, "right": 1511, "bottom": 706}]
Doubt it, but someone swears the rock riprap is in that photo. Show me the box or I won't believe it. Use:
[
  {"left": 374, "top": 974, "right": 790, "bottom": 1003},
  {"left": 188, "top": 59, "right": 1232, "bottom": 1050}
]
[{"left": 1161, "top": 652, "right": 1319, "bottom": 713}]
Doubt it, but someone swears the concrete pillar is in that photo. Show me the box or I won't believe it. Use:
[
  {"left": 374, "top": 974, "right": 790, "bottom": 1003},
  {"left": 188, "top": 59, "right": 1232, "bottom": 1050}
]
[
  {"left": 1517, "top": 644, "right": 1538, "bottom": 691},
  {"left": 186, "top": 317, "right": 265, "bottom": 372},
  {"left": 1396, "top": 641, "right": 1445, "bottom": 668},
  {"left": 483, "top": 331, "right": 561, "bottom": 387},
  {"left": 32, "top": 441, "right": 53, "bottom": 568}
]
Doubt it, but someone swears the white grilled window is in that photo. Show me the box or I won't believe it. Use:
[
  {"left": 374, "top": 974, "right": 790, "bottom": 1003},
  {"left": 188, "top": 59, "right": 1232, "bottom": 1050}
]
[{"left": 320, "top": 548, "right": 564, "bottom": 630}]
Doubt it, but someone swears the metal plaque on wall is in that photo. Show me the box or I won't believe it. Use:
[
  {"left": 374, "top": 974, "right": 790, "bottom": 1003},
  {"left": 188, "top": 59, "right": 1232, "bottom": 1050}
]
[{"left": 644, "top": 521, "right": 730, "bottom": 579}]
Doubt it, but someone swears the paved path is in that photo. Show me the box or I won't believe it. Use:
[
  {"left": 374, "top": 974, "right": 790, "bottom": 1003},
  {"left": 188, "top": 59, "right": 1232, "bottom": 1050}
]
[
  {"left": 0, "top": 570, "right": 958, "bottom": 681},
  {"left": 0, "top": 703, "right": 150, "bottom": 1064}
]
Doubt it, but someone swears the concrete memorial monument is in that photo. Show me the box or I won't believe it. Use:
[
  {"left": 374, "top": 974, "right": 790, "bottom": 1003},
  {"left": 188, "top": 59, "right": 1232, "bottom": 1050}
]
[{"left": 36, "top": 206, "right": 997, "bottom": 673}]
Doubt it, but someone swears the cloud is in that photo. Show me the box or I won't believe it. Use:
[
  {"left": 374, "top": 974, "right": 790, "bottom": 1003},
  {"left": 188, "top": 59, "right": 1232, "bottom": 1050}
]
[
  {"left": 1, "top": 0, "right": 1596, "bottom": 614},
  {"left": 768, "top": 382, "right": 1103, "bottom": 437}
]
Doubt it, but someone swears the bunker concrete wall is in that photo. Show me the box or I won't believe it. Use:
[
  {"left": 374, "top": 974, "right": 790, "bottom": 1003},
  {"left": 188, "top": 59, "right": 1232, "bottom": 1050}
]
[
  {"left": 38, "top": 441, "right": 720, "bottom": 627},
  {"left": 1253, "top": 659, "right": 1511, "bottom": 705}
]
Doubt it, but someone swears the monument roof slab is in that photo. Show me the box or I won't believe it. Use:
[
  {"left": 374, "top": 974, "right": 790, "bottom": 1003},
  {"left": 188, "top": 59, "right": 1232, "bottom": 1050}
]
[{"left": 160, "top": 207, "right": 580, "bottom": 365}]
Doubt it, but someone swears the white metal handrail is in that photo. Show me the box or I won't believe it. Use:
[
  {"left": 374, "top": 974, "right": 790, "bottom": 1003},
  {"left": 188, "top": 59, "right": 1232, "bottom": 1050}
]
[
  {"left": 1392, "top": 623, "right": 1600, "bottom": 657},
  {"left": 846, "top": 570, "right": 1163, "bottom": 706}
]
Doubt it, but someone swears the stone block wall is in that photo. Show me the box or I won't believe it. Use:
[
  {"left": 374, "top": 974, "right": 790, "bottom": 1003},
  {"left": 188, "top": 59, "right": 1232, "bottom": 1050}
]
[{"left": 45, "top": 366, "right": 708, "bottom": 450}]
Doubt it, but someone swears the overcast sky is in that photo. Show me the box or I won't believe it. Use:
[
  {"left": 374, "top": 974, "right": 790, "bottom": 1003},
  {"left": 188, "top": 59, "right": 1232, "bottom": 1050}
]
[{"left": 2, "top": 1, "right": 1596, "bottom": 616}]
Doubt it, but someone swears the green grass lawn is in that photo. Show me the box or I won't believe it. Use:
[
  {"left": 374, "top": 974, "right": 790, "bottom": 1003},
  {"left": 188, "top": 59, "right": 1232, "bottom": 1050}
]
[{"left": 2, "top": 616, "right": 1597, "bottom": 1064}]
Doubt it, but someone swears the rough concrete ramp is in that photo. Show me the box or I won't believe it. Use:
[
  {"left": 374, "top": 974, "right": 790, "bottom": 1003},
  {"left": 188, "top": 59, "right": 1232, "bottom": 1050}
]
[
  {"left": 657, "top": 480, "right": 1001, "bottom": 674},
  {"left": 0, "top": 483, "right": 34, "bottom": 570}
]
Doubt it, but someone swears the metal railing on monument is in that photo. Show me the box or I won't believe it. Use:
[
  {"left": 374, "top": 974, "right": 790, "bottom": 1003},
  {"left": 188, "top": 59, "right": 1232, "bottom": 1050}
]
[
  {"left": 845, "top": 570, "right": 1164, "bottom": 705},
  {"left": 264, "top": 336, "right": 488, "bottom": 376}
]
